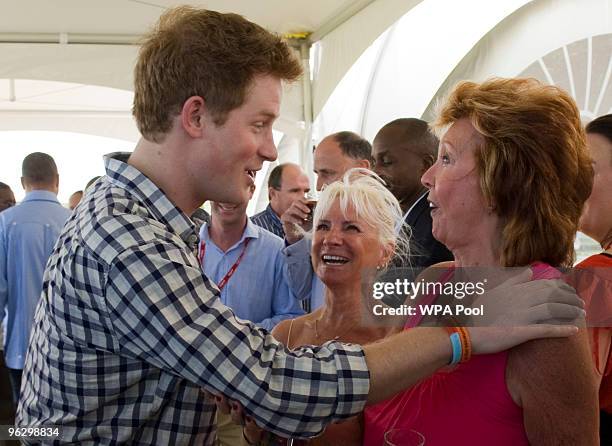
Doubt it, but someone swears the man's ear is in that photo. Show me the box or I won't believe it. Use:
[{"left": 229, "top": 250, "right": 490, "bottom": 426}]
[
  {"left": 180, "top": 96, "right": 207, "bottom": 138},
  {"left": 20, "top": 177, "right": 26, "bottom": 191},
  {"left": 357, "top": 159, "right": 371, "bottom": 169},
  {"left": 268, "top": 186, "right": 277, "bottom": 202}
]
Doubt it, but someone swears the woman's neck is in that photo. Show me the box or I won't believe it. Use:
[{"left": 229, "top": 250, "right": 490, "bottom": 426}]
[
  {"left": 452, "top": 246, "right": 499, "bottom": 267},
  {"left": 318, "top": 285, "right": 364, "bottom": 327},
  {"left": 446, "top": 218, "right": 503, "bottom": 267},
  {"left": 450, "top": 227, "right": 502, "bottom": 268}
]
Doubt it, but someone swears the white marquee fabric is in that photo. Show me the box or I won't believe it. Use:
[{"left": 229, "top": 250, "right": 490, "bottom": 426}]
[
  {"left": 315, "top": 0, "right": 530, "bottom": 140},
  {"left": 422, "top": 0, "right": 612, "bottom": 121},
  {"left": 0, "top": 0, "right": 410, "bottom": 142},
  {"left": 0, "top": 0, "right": 426, "bottom": 208},
  {"left": 314, "top": 0, "right": 611, "bottom": 141}
]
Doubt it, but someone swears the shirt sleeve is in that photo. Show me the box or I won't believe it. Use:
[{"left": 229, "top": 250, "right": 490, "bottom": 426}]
[
  {"left": 282, "top": 237, "right": 315, "bottom": 301},
  {"left": 103, "top": 241, "right": 370, "bottom": 438},
  {"left": 257, "top": 248, "right": 305, "bottom": 331}
]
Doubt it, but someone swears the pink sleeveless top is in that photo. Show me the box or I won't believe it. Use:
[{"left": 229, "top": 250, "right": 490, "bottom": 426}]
[{"left": 363, "top": 263, "right": 560, "bottom": 446}]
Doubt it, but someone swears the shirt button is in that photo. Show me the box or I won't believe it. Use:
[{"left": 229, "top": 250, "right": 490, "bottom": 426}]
[{"left": 187, "top": 234, "right": 198, "bottom": 247}]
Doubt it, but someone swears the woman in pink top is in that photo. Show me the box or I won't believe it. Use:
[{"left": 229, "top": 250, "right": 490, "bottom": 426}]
[
  {"left": 228, "top": 168, "right": 588, "bottom": 446},
  {"left": 364, "top": 78, "right": 599, "bottom": 445}
]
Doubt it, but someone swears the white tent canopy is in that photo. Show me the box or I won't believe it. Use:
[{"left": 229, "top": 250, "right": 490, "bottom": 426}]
[
  {"left": 0, "top": 0, "right": 427, "bottom": 208},
  {"left": 1, "top": 0, "right": 611, "bottom": 211},
  {"left": 315, "top": 0, "right": 612, "bottom": 141},
  {"left": 0, "top": 0, "right": 417, "bottom": 142},
  {"left": 422, "top": 0, "right": 612, "bottom": 121}
]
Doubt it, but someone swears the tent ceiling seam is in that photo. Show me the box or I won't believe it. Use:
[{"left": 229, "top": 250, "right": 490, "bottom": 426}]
[
  {"left": 126, "top": 0, "right": 167, "bottom": 10},
  {"left": 0, "top": 33, "right": 140, "bottom": 45},
  {"left": 309, "top": 0, "right": 377, "bottom": 42}
]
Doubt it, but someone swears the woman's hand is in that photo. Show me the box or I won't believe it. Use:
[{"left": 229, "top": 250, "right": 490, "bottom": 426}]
[
  {"left": 242, "top": 418, "right": 265, "bottom": 445},
  {"left": 203, "top": 391, "right": 264, "bottom": 445}
]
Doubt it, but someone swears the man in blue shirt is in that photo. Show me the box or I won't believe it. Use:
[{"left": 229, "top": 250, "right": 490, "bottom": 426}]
[
  {"left": 199, "top": 185, "right": 303, "bottom": 331},
  {"left": 251, "top": 163, "right": 310, "bottom": 238},
  {"left": 200, "top": 185, "right": 304, "bottom": 445},
  {"left": 0, "top": 152, "right": 70, "bottom": 405}
]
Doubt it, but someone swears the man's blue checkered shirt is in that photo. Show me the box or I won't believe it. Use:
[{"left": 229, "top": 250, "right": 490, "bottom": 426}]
[{"left": 17, "top": 153, "right": 369, "bottom": 445}]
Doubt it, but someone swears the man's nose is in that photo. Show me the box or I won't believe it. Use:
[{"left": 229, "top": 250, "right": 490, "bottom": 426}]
[
  {"left": 316, "top": 177, "right": 325, "bottom": 192},
  {"left": 260, "top": 132, "right": 277, "bottom": 162}
]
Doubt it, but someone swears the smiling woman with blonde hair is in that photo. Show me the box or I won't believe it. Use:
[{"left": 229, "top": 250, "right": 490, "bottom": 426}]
[{"left": 238, "top": 168, "right": 408, "bottom": 445}]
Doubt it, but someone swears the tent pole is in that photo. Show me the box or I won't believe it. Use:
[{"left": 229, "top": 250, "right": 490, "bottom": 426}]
[
  {"left": 9, "top": 79, "right": 16, "bottom": 102},
  {"left": 299, "top": 41, "right": 314, "bottom": 185}
]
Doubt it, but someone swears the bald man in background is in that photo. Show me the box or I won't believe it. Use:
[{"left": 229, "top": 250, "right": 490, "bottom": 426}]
[
  {"left": 68, "top": 190, "right": 83, "bottom": 210},
  {"left": 252, "top": 163, "right": 310, "bottom": 238}
]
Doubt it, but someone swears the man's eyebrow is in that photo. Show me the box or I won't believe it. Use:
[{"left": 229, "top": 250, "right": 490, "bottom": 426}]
[{"left": 256, "top": 111, "right": 278, "bottom": 120}]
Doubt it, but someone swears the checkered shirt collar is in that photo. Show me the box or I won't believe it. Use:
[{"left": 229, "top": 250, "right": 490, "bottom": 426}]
[{"left": 104, "top": 152, "right": 199, "bottom": 250}]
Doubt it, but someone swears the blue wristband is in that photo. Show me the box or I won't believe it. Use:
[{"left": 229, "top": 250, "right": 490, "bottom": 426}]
[{"left": 449, "top": 332, "right": 462, "bottom": 365}]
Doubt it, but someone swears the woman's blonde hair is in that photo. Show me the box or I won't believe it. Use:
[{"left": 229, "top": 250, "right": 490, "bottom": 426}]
[
  {"left": 313, "top": 168, "right": 409, "bottom": 263},
  {"left": 432, "top": 78, "right": 593, "bottom": 267}
]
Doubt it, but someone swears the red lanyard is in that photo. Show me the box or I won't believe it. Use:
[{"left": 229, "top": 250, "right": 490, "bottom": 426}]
[{"left": 199, "top": 238, "right": 251, "bottom": 290}]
